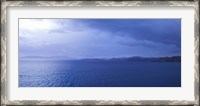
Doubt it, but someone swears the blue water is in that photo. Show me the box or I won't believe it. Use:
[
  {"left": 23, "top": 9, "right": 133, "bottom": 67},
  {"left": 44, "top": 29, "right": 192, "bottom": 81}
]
[{"left": 19, "top": 60, "right": 181, "bottom": 87}]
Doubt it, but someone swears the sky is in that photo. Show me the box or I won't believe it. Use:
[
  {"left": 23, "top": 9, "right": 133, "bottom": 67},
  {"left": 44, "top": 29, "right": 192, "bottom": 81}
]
[{"left": 19, "top": 19, "right": 181, "bottom": 59}]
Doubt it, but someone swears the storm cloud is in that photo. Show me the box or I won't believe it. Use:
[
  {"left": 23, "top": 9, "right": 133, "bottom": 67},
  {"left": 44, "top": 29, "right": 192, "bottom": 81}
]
[{"left": 19, "top": 19, "right": 181, "bottom": 59}]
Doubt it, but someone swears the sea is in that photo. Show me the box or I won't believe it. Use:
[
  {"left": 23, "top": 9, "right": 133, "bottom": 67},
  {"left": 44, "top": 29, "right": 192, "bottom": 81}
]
[{"left": 19, "top": 59, "right": 181, "bottom": 87}]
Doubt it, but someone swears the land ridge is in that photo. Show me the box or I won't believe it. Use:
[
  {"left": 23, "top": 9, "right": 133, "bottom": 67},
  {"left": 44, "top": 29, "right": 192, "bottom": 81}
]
[{"left": 20, "top": 56, "right": 181, "bottom": 62}]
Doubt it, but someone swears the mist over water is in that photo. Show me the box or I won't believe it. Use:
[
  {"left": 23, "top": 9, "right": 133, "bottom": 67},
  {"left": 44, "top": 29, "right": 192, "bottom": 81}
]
[{"left": 19, "top": 59, "right": 181, "bottom": 87}]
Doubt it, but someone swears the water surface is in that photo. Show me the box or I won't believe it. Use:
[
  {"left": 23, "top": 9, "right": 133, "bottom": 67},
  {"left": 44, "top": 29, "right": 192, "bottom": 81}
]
[{"left": 19, "top": 59, "right": 181, "bottom": 87}]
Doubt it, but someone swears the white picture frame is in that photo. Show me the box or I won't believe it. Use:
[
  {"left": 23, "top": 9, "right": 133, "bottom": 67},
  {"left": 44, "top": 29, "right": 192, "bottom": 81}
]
[{"left": 1, "top": 1, "right": 199, "bottom": 105}]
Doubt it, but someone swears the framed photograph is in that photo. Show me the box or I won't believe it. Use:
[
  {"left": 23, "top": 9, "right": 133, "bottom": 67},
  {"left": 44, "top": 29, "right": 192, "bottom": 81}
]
[{"left": 1, "top": 0, "right": 199, "bottom": 105}]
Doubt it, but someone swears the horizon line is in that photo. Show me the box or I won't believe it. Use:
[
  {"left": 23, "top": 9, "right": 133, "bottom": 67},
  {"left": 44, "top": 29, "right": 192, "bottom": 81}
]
[{"left": 20, "top": 55, "right": 181, "bottom": 59}]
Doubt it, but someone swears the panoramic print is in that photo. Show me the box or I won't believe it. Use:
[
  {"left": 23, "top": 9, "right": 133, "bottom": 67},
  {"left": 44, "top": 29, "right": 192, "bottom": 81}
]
[{"left": 19, "top": 19, "right": 181, "bottom": 87}]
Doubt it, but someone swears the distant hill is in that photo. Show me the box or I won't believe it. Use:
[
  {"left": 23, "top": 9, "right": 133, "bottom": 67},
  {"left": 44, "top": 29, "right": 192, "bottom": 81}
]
[
  {"left": 110, "top": 56, "right": 181, "bottom": 62},
  {"left": 78, "top": 56, "right": 181, "bottom": 62},
  {"left": 149, "top": 56, "right": 181, "bottom": 62},
  {"left": 20, "top": 56, "right": 69, "bottom": 60},
  {"left": 20, "top": 56, "right": 181, "bottom": 62}
]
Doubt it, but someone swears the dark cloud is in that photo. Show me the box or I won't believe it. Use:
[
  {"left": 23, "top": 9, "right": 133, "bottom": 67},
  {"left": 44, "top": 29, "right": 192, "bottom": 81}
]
[
  {"left": 77, "top": 19, "right": 181, "bottom": 48},
  {"left": 19, "top": 19, "right": 181, "bottom": 58}
]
